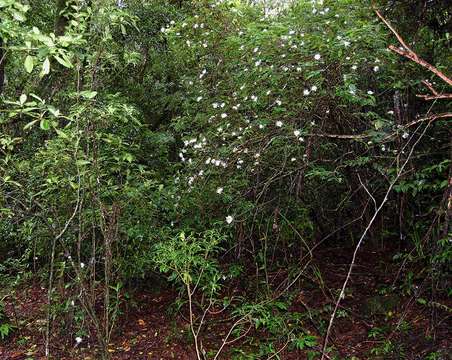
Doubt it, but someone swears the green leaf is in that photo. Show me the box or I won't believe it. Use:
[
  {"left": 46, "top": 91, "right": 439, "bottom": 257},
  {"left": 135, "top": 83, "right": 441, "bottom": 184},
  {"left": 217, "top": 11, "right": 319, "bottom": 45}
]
[
  {"left": 76, "top": 159, "right": 91, "bottom": 166},
  {"left": 123, "top": 152, "right": 133, "bottom": 162},
  {"left": 23, "top": 119, "right": 39, "bottom": 130},
  {"left": 40, "top": 119, "right": 50, "bottom": 130},
  {"left": 80, "top": 90, "right": 98, "bottom": 99},
  {"left": 24, "top": 55, "right": 34, "bottom": 73},
  {"left": 42, "top": 57, "right": 50, "bottom": 75},
  {"left": 19, "top": 94, "right": 27, "bottom": 105},
  {"left": 0, "top": 0, "right": 14, "bottom": 8},
  {"left": 55, "top": 129, "right": 68, "bottom": 139},
  {"left": 47, "top": 106, "right": 60, "bottom": 117},
  {"left": 53, "top": 55, "right": 72, "bottom": 68}
]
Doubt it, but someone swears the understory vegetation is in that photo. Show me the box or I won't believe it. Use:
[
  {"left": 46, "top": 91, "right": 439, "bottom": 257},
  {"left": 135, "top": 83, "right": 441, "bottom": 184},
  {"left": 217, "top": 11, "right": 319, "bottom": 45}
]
[{"left": 0, "top": 0, "right": 451, "bottom": 359}]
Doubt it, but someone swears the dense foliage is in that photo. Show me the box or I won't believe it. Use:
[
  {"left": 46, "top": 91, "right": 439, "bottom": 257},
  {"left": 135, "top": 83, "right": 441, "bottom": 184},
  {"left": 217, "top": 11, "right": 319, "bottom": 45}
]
[{"left": 0, "top": 0, "right": 450, "bottom": 358}]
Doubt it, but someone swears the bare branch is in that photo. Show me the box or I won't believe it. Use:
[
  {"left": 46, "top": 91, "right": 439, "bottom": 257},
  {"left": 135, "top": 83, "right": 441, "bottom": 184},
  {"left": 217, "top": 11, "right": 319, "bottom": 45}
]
[{"left": 422, "top": 80, "right": 439, "bottom": 96}]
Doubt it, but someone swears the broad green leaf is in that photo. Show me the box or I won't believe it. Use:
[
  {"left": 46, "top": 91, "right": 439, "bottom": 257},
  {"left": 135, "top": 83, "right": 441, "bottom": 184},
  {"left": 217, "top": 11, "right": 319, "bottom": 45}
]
[
  {"left": 23, "top": 119, "right": 39, "bottom": 130},
  {"left": 42, "top": 57, "right": 50, "bottom": 75},
  {"left": 24, "top": 55, "right": 34, "bottom": 73},
  {"left": 47, "top": 106, "right": 60, "bottom": 117},
  {"left": 19, "top": 94, "right": 27, "bottom": 105},
  {"left": 0, "top": 0, "right": 14, "bottom": 8},
  {"left": 123, "top": 152, "right": 133, "bottom": 162},
  {"left": 30, "top": 93, "right": 44, "bottom": 102},
  {"left": 40, "top": 118, "right": 50, "bottom": 130},
  {"left": 80, "top": 90, "right": 98, "bottom": 99},
  {"left": 53, "top": 55, "right": 72, "bottom": 68}
]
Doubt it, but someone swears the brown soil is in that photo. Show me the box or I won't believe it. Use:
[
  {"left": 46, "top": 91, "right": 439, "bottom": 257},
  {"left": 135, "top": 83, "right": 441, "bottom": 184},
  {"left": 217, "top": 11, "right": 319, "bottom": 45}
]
[{"left": 1, "top": 247, "right": 450, "bottom": 359}]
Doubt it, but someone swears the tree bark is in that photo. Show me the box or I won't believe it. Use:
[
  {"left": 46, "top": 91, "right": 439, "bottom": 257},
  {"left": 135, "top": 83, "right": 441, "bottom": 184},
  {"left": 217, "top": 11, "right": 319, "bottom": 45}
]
[{"left": 0, "top": 34, "right": 5, "bottom": 94}]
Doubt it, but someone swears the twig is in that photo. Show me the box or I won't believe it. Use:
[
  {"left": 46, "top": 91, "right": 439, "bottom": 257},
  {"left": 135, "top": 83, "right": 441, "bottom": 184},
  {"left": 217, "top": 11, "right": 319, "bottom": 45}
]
[{"left": 213, "top": 315, "right": 251, "bottom": 360}]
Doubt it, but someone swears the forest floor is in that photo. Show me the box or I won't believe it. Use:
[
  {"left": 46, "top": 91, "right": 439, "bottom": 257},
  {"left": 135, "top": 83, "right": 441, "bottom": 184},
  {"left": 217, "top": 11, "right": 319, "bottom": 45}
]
[{"left": 1, "top": 246, "right": 450, "bottom": 359}]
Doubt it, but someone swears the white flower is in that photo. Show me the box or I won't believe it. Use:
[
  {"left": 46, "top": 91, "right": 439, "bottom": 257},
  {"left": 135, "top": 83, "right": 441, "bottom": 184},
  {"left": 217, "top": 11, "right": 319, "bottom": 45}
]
[
  {"left": 367, "top": 90, "right": 374, "bottom": 95},
  {"left": 80, "top": 262, "right": 85, "bottom": 269},
  {"left": 373, "top": 66, "right": 379, "bottom": 72},
  {"left": 253, "top": 47, "right": 259, "bottom": 53},
  {"left": 255, "top": 60, "right": 261, "bottom": 67},
  {"left": 351, "top": 65, "right": 357, "bottom": 70},
  {"left": 276, "top": 121, "right": 283, "bottom": 127},
  {"left": 221, "top": 113, "right": 228, "bottom": 119},
  {"left": 299, "top": 137, "right": 305, "bottom": 142},
  {"left": 196, "top": 96, "right": 203, "bottom": 102},
  {"left": 402, "top": 132, "right": 409, "bottom": 139},
  {"left": 259, "top": 124, "right": 265, "bottom": 129},
  {"left": 311, "top": 85, "right": 318, "bottom": 92},
  {"left": 75, "top": 337, "right": 82, "bottom": 345},
  {"left": 216, "top": 187, "right": 223, "bottom": 194},
  {"left": 291, "top": 157, "right": 296, "bottom": 162},
  {"left": 212, "top": 102, "right": 219, "bottom": 108},
  {"left": 294, "top": 130, "right": 300, "bottom": 137},
  {"left": 276, "top": 99, "right": 282, "bottom": 106},
  {"left": 314, "top": 54, "right": 321, "bottom": 60},
  {"left": 226, "top": 216, "right": 233, "bottom": 224},
  {"left": 303, "top": 89, "right": 310, "bottom": 96}
]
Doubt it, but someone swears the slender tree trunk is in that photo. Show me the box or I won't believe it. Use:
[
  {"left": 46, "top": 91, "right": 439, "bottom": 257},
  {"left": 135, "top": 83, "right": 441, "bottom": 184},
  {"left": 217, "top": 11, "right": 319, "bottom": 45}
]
[{"left": 0, "top": 35, "right": 5, "bottom": 94}]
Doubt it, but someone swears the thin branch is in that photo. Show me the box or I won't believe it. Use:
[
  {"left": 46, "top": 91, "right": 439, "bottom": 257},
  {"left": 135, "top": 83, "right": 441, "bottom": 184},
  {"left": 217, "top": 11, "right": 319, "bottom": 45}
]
[
  {"left": 388, "top": 45, "right": 452, "bottom": 87},
  {"left": 321, "top": 121, "right": 432, "bottom": 359},
  {"left": 374, "top": 9, "right": 413, "bottom": 52},
  {"left": 422, "top": 80, "right": 439, "bottom": 96},
  {"left": 416, "top": 93, "right": 452, "bottom": 101},
  {"left": 358, "top": 174, "right": 377, "bottom": 211},
  {"left": 374, "top": 7, "right": 452, "bottom": 88}
]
